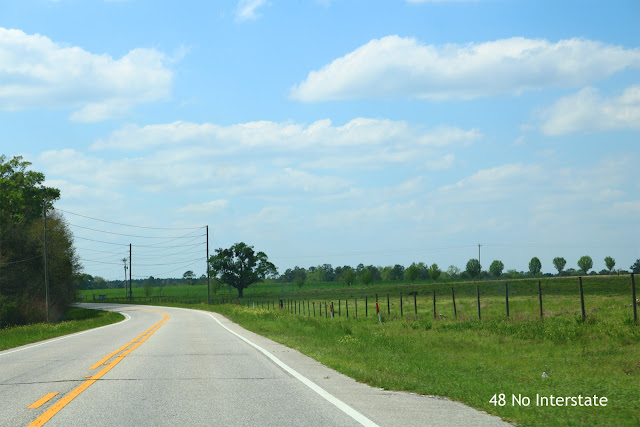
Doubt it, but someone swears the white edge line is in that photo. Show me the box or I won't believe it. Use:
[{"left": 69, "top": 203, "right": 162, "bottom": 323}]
[
  {"left": 0, "top": 311, "right": 130, "bottom": 357},
  {"left": 207, "top": 312, "right": 379, "bottom": 427}
]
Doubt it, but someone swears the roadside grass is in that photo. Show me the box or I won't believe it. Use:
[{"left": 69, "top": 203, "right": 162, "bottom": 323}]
[
  {"left": 0, "top": 307, "right": 124, "bottom": 351},
  {"left": 206, "top": 303, "right": 639, "bottom": 427}
]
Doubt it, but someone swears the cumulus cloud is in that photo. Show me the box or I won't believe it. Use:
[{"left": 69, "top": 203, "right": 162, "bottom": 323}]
[
  {"left": 539, "top": 85, "right": 640, "bottom": 135},
  {"left": 0, "top": 27, "right": 172, "bottom": 121},
  {"left": 290, "top": 36, "right": 640, "bottom": 101}
]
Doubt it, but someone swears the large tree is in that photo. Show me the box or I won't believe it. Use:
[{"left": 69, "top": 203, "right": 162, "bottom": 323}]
[
  {"left": 553, "top": 257, "right": 567, "bottom": 276},
  {"left": 208, "top": 242, "right": 277, "bottom": 298},
  {"left": 577, "top": 256, "right": 593, "bottom": 275},
  {"left": 529, "top": 257, "right": 542, "bottom": 277}
]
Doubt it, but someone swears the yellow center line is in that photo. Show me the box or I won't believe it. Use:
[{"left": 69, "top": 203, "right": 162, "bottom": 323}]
[
  {"left": 28, "top": 393, "right": 58, "bottom": 409},
  {"left": 27, "top": 308, "right": 170, "bottom": 427}
]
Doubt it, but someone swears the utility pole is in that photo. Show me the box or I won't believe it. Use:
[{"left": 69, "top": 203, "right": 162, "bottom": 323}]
[
  {"left": 478, "top": 244, "right": 482, "bottom": 270},
  {"left": 42, "top": 198, "right": 50, "bottom": 322},
  {"left": 206, "top": 225, "right": 210, "bottom": 305},
  {"left": 122, "top": 258, "right": 128, "bottom": 299},
  {"left": 129, "top": 244, "right": 132, "bottom": 300}
]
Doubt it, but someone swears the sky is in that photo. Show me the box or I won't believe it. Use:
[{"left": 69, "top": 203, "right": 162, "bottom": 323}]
[{"left": 1, "top": 0, "right": 639, "bottom": 280}]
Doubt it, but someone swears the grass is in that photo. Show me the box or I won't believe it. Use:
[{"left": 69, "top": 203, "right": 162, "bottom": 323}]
[{"left": 0, "top": 306, "right": 124, "bottom": 351}]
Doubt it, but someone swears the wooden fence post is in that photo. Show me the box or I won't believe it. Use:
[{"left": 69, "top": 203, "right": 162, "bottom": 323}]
[
  {"left": 366, "top": 296, "right": 368, "bottom": 317},
  {"left": 538, "top": 280, "right": 543, "bottom": 319},
  {"left": 387, "top": 294, "right": 390, "bottom": 315},
  {"left": 452, "top": 287, "right": 457, "bottom": 318},
  {"left": 579, "top": 277, "right": 586, "bottom": 322},
  {"left": 414, "top": 293, "right": 417, "bottom": 315},
  {"left": 433, "top": 290, "right": 436, "bottom": 319},
  {"left": 505, "top": 282, "right": 509, "bottom": 318},
  {"left": 632, "top": 273, "right": 637, "bottom": 323}
]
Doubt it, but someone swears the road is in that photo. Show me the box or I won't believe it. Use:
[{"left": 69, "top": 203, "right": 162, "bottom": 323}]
[{"left": 0, "top": 304, "right": 510, "bottom": 426}]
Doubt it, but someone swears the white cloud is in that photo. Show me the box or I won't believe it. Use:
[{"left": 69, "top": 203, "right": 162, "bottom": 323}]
[
  {"left": 539, "top": 85, "right": 640, "bottom": 135},
  {"left": 0, "top": 27, "right": 172, "bottom": 121},
  {"left": 235, "top": 0, "right": 268, "bottom": 22},
  {"left": 290, "top": 36, "right": 640, "bottom": 101}
]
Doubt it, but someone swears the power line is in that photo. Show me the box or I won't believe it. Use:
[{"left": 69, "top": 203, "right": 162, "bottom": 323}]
[
  {"left": 1, "top": 255, "right": 43, "bottom": 266},
  {"left": 55, "top": 208, "right": 204, "bottom": 230},
  {"left": 67, "top": 223, "right": 204, "bottom": 239}
]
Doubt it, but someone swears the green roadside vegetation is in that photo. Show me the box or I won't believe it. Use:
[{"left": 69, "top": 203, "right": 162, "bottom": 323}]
[
  {"left": 79, "top": 274, "right": 639, "bottom": 426},
  {"left": 0, "top": 306, "right": 124, "bottom": 351}
]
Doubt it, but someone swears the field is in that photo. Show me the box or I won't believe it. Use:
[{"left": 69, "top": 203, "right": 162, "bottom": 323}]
[{"left": 78, "top": 274, "right": 639, "bottom": 426}]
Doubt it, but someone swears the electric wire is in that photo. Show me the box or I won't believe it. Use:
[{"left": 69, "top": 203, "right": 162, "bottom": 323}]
[{"left": 55, "top": 208, "right": 204, "bottom": 230}]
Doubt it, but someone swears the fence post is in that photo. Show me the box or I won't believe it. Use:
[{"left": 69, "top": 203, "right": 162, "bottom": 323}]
[
  {"left": 433, "top": 290, "right": 436, "bottom": 319},
  {"left": 476, "top": 285, "right": 481, "bottom": 320},
  {"left": 346, "top": 300, "right": 349, "bottom": 318},
  {"left": 505, "top": 282, "right": 509, "bottom": 318},
  {"left": 355, "top": 298, "right": 358, "bottom": 319},
  {"left": 320, "top": 301, "right": 322, "bottom": 317},
  {"left": 632, "top": 274, "right": 637, "bottom": 323},
  {"left": 366, "top": 296, "right": 368, "bottom": 317},
  {"left": 452, "top": 287, "right": 457, "bottom": 318},
  {"left": 538, "top": 280, "right": 543, "bottom": 319},
  {"left": 579, "top": 277, "right": 586, "bottom": 322},
  {"left": 313, "top": 302, "right": 316, "bottom": 317},
  {"left": 325, "top": 302, "right": 328, "bottom": 318},
  {"left": 414, "top": 293, "right": 417, "bottom": 315},
  {"left": 338, "top": 299, "right": 341, "bottom": 317},
  {"left": 387, "top": 294, "right": 390, "bottom": 315}
]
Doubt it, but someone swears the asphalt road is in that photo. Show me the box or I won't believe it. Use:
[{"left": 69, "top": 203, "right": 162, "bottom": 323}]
[{"left": 0, "top": 304, "right": 510, "bottom": 426}]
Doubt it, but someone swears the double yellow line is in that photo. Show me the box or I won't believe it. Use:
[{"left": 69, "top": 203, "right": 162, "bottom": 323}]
[{"left": 27, "top": 308, "right": 170, "bottom": 427}]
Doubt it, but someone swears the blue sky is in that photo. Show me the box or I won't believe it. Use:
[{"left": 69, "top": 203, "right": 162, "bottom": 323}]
[{"left": 1, "top": 0, "right": 639, "bottom": 280}]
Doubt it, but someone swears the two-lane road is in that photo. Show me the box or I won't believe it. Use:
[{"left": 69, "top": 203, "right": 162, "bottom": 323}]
[{"left": 0, "top": 304, "right": 509, "bottom": 426}]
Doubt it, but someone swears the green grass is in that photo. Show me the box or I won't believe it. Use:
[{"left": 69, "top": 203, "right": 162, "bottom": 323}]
[{"left": 0, "top": 307, "right": 124, "bottom": 351}]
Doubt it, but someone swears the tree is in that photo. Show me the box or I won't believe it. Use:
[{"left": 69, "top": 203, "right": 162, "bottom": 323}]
[
  {"left": 630, "top": 259, "right": 640, "bottom": 274},
  {"left": 428, "top": 263, "right": 441, "bottom": 282},
  {"left": 406, "top": 263, "right": 419, "bottom": 283},
  {"left": 182, "top": 270, "right": 196, "bottom": 286},
  {"left": 553, "top": 257, "right": 567, "bottom": 276},
  {"left": 489, "top": 260, "right": 504, "bottom": 278},
  {"left": 529, "top": 257, "right": 542, "bottom": 277},
  {"left": 577, "top": 256, "right": 593, "bottom": 275},
  {"left": 342, "top": 267, "right": 356, "bottom": 287},
  {"left": 446, "top": 265, "right": 461, "bottom": 278},
  {"left": 604, "top": 256, "right": 615, "bottom": 274},
  {"left": 390, "top": 264, "right": 405, "bottom": 281},
  {"left": 466, "top": 259, "right": 481, "bottom": 279},
  {"left": 361, "top": 269, "right": 372, "bottom": 286},
  {"left": 208, "top": 242, "right": 277, "bottom": 298}
]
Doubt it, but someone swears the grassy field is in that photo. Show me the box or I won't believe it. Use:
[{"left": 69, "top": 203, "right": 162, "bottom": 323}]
[
  {"left": 0, "top": 307, "right": 124, "bottom": 351},
  {"left": 78, "top": 274, "right": 639, "bottom": 426}
]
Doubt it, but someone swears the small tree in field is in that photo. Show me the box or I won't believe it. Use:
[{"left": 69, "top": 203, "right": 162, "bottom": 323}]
[
  {"left": 428, "top": 263, "right": 441, "bottom": 282},
  {"left": 361, "top": 269, "right": 372, "bottom": 286},
  {"left": 406, "top": 263, "right": 420, "bottom": 283},
  {"left": 489, "top": 260, "right": 504, "bottom": 278},
  {"left": 577, "top": 256, "right": 593, "bottom": 275},
  {"left": 529, "top": 257, "right": 542, "bottom": 277},
  {"left": 342, "top": 268, "right": 356, "bottom": 287},
  {"left": 630, "top": 259, "right": 640, "bottom": 274},
  {"left": 604, "top": 256, "right": 615, "bottom": 274},
  {"left": 466, "top": 259, "right": 481, "bottom": 279},
  {"left": 553, "top": 257, "right": 566, "bottom": 276}
]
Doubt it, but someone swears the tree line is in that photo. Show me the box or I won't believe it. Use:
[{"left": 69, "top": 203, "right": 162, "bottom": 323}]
[{"left": 0, "top": 155, "right": 79, "bottom": 328}]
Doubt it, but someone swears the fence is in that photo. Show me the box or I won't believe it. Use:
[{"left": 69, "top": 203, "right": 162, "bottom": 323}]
[{"left": 83, "top": 274, "right": 638, "bottom": 324}]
